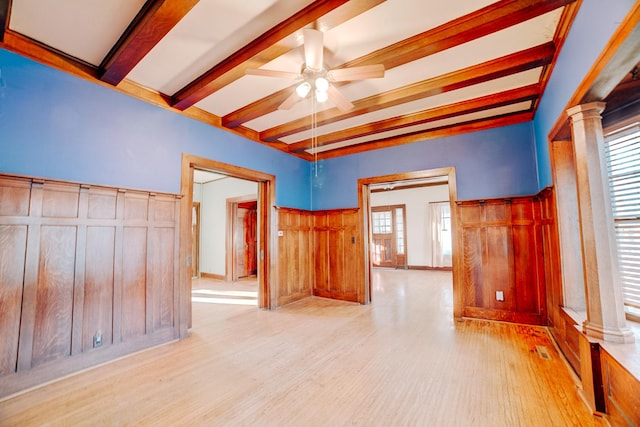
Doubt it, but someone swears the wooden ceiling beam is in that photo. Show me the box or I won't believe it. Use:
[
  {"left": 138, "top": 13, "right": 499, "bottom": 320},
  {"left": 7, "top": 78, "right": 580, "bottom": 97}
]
[
  {"left": 261, "top": 42, "right": 555, "bottom": 142},
  {"left": 99, "top": 0, "right": 199, "bottom": 86},
  {"left": 170, "top": 0, "right": 384, "bottom": 110},
  {"left": 222, "top": 0, "right": 575, "bottom": 129},
  {"left": 288, "top": 84, "right": 540, "bottom": 152},
  {"left": 315, "top": 112, "right": 534, "bottom": 160}
]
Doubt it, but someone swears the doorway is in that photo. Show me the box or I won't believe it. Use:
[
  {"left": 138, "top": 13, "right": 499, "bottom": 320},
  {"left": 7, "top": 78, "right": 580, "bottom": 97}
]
[
  {"left": 358, "top": 167, "right": 462, "bottom": 318},
  {"left": 227, "top": 197, "right": 258, "bottom": 281},
  {"left": 179, "top": 154, "right": 275, "bottom": 335}
]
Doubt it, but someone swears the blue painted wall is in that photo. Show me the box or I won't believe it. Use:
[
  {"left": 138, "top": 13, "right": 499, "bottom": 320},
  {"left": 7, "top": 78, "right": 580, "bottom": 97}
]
[
  {"left": 0, "top": 49, "right": 310, "bottom": 209},
  {"left": 533, "top": 0, "right": 636, "bottom": 188},
  {"left": 311, "top": 122, "right": 539, "bottom": 209},
  {"left": 0, "top": 45, "right": 540, "bottom": 211}
]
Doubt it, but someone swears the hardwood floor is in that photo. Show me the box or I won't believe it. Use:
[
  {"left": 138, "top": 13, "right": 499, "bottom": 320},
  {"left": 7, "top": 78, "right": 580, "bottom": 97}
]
[{"left": 0, "top": 270, "right": 603, "bottom": 426}]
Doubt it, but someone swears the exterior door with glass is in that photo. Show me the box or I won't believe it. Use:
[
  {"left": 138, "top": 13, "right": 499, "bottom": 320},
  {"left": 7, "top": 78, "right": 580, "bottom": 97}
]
[{"left": 371, "top": 205, "right": 407, "bottom": 268}]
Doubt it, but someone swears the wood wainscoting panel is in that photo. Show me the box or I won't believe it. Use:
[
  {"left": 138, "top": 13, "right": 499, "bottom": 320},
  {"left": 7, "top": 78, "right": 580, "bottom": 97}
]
[
  {"left": 342, "top": 209, "right": 364, "bottom": 303},
  {"left": 82, "top": 225, "right": 116, "bottom": 352},
  {"left": 275, "top": 207, "right": 313, "bottom": 307},
  {"left": 31, "top": 225, "right": 77, "bottom": 367},
  {"left": 313, "top": 211, "right": 330, "bottom": 295},
  {"left": 485, "top": 224, "right": 514, "bottom": 311},
  {"left": 0, "top": 225, "right": 27, "bottom": 376},
  {"left": 462, "top": 226, "right": 483, "bottom": 308},
  {"left": 121, "top": 226, "right": 149, "bottom": 340},
  {"left": 151, "top": 225, "right": 177, "bottom": 331},
  {"left": 512, "top": 198, "right": 542, "bottom": 315},
  {"left": 0, "top": 174, "right": 181, "bottom": 398},
  {"left": 601, "top": 348, "right": 640, "bottom": 426},
  {"left": 457, "top": 191, "right": 550, "bottom": 325},
  {"left": 313, "top": 209, "right": 362, "bottom": 303},
  {"left": 0, "top": 176, "right": 31, "bottom": 216}
]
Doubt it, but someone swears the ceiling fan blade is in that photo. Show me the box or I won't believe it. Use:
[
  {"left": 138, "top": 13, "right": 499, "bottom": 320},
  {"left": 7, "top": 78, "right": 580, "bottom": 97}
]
[
  {"left": 327, "top": 64, "right": 385, "bottom": 82},
  {"left": 278, "top": 90, "right": 302, "bottom": 110},
  {"left": 303, "top": 28, "right": 324, "bottom": 71},
  {"left": 326, "top": 85, "right": 354, "bottom": 112},
  {"left": 246, "top": 68, "right": 302, "bottom": 79}
]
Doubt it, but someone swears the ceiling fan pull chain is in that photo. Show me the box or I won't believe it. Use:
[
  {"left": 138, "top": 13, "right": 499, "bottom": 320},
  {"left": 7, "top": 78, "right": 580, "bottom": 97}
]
[{"left": 312, "top": 95, "right": 318, "bottom": 177}]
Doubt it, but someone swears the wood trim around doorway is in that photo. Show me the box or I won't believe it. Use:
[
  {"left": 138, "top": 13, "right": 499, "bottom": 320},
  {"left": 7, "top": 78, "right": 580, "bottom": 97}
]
[{"left": 179, "top": 154, "right": 276, "bottom": 337}]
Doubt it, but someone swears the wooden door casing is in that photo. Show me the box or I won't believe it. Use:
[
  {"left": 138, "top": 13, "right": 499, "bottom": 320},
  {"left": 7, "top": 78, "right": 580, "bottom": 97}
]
[{"left": 192, "top": 202, "right": 200, "bottom": 277}]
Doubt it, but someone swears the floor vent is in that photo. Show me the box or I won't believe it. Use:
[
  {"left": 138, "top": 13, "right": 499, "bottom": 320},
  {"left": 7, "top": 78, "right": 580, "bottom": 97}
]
[{"left": 536, "top": 345, "right": 552, "bottom": 360}]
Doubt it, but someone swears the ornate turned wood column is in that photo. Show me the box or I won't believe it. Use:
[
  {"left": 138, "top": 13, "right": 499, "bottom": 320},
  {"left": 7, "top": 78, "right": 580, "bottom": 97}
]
[{"left": 567, "top": 102, "right": 634, "bottom": 343}]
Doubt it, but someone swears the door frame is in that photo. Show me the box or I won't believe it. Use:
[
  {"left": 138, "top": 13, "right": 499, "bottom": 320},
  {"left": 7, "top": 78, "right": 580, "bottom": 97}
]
[
  {"left": 358, "top": 167, "right": 462, "bottom": 318},
  {"left": 192, "top": 201, "right": 200, "bottom": 278},
  {"left": 226, "top": 194, "right": 257, "bottom": 282},
  {"left": 179, "top": 154, "right": 275, "bottom": 337}
]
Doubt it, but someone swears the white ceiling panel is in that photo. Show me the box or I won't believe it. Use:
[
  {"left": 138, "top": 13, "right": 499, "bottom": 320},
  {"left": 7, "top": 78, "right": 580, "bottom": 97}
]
[
  {"left": 9, "top": 0, "right": 146, "bottom": 66},
  {"left": 127, "top": 0, "right": 314, "bottom": 94}
]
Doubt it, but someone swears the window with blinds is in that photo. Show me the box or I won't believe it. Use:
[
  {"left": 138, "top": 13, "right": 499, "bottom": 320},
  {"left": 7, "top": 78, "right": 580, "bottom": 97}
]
[{"left": 605, "top": 121, "right": 640, "bottom": 318}]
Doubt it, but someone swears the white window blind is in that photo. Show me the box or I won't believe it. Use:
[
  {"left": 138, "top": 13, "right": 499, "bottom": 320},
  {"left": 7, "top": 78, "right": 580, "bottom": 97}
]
[{"left": 605, "top": 122, "right": 640, "bottom": 314}]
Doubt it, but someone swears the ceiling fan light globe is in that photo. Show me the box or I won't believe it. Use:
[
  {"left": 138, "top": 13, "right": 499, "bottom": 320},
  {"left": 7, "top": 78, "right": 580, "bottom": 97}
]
[
  {"left": 316, "top": 89, "right": 328, "bottom": 103},
  {"left": 296, "top": 82, "right": 311, "bottom": 98},
  {"left": 315, "top": 77, "right": 329, "bottom": 92}
]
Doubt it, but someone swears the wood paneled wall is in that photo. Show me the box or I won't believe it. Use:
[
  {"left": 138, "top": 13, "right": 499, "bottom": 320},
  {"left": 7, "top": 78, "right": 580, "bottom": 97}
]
[
  {"left": 274, "top": 208, "right": 364, "bottom": 306},
  {"left": 0, "top": 175, "right": 181, "bottom": 398},
  {"left": 457, "top": 189, "right": 554, "bottom": 325},
  {"left": 601, "top": 349, "right": 640, "bottom": 426},
  {"left": 540, "top": 185, "right": 582, "bottom": 375},
  {"left": 313, "top": 209, "right": 363, "bottom": 303},
  {"left": 275, "top": 207, "right": 313, "bottom": 307}
]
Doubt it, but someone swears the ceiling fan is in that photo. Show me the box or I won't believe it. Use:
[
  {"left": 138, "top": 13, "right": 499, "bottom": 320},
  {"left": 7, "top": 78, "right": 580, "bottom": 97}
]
[{"left": 246, "top": 29, "right": 385, "bottom": 112}]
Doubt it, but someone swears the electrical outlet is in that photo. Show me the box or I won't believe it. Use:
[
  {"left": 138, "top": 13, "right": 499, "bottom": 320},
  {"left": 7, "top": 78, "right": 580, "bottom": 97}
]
[
  {"left": 93, "top": 332, "right": 102, "bottom": 348},
  {"left": 496, "top": 291, "right": 504, "bottom": 302}
]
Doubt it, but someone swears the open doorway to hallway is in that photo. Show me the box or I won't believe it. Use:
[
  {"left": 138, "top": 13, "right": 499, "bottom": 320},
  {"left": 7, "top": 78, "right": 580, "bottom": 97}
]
[
  {"left": 179, "top": 154, "right": 276, "bottom": 333},
  {"left": 369, "top": 177, "right": 452, "bottom": 271},
  {"left": 191, "top": 169, "right": 259, "bottom": 307},
  {"left": 358, "top": 167, "right": 461, "bottom": 318}
]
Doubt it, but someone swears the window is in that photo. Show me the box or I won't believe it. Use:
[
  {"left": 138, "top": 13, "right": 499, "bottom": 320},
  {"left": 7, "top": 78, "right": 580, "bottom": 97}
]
[
  {"left": 429, "top": 201, "right": 452, "bottom": 267},
  {"left": 605, "top": 120, "right": 640, "bottom": 319},
  {"left": 395, "top": 207, "right": 405, "bottom": 255},
  {"left": 372, "top": 211, "right": 392, "bottom": 234}
]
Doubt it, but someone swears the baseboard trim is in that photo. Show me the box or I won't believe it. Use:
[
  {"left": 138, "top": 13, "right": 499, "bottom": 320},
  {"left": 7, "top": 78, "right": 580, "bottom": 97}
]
[
  {"left": 200, "top": 272, "right": 225, "bottom": 280},
  {"left": 408, "top": 265, "right": 452, "bottom": 271}
]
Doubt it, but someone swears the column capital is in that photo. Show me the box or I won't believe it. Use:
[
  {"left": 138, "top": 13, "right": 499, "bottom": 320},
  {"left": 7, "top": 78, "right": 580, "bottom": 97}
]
[{"left": 567, "top": 102, "right": 606, "bottom": 120}]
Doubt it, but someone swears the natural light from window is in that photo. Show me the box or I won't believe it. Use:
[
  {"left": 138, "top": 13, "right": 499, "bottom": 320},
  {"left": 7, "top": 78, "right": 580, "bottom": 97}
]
[
  {"left": 192, "top": 289, "right": 258, "bottom": 305},
  {"left": 605, "top": 120, "right": 640, "bottom": 319}
]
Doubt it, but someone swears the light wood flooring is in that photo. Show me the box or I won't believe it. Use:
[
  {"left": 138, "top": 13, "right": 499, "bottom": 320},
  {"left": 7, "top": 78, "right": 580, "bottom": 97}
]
[{"left": 0, "top": 270, "right": 603, "bottom": 426}]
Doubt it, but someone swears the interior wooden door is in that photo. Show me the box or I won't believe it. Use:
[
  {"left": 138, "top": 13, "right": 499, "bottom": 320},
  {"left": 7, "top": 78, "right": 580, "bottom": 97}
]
[
  {"left": 233, "top": 201, "right": 258, "bottom": 280},
  {"left": 234, "top": 207, "right": 248, "bottom": 279},
  {"left": 244, "top": 206, "right": 257, "bottom": 276}
]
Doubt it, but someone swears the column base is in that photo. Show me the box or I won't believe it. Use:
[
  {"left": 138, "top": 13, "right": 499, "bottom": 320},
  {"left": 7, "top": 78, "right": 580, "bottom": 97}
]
[{"left": 583, "top": 321, "right": 635, "bottom": 344}]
